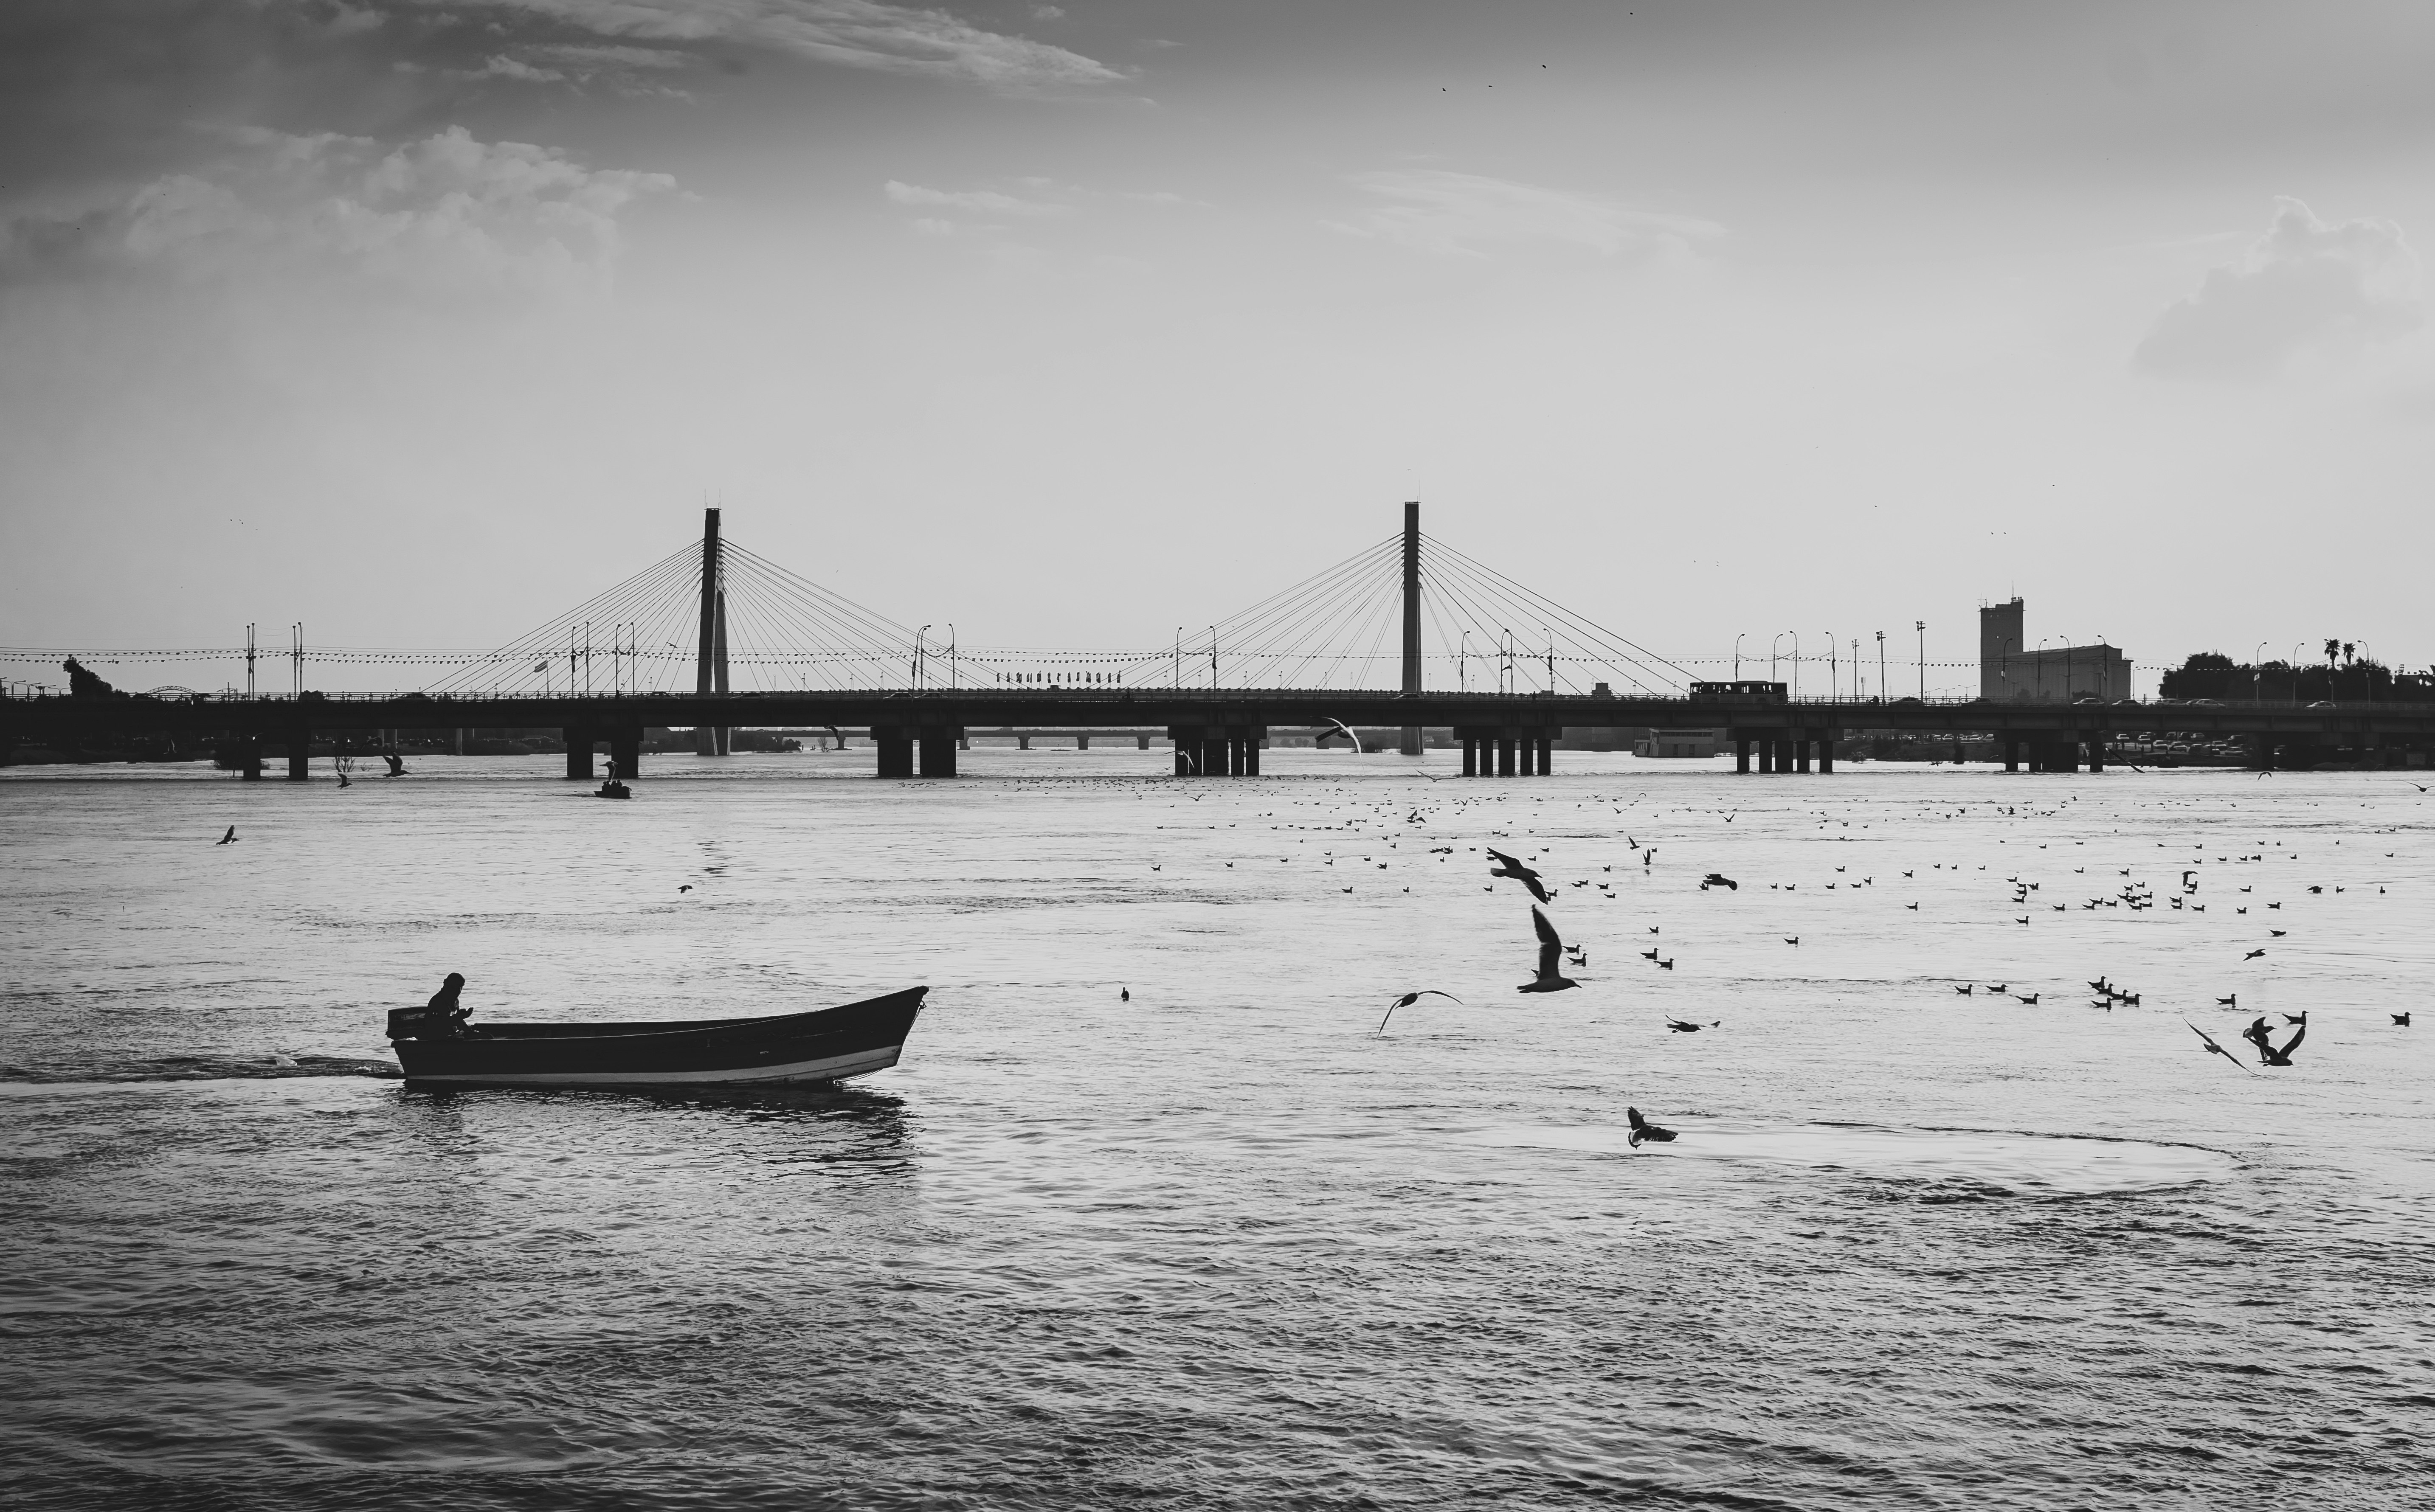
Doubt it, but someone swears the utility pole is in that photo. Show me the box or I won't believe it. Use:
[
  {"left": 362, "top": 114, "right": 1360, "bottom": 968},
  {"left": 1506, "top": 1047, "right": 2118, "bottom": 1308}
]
[{"left": 1400, "top": 500, "right": 1422, "bottom": 756}]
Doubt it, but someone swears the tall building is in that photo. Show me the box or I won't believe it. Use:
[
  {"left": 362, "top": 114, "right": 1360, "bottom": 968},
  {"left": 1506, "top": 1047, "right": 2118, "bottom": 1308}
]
[{"left": 1979, "top": 598, "right": 2131, "bottom": 702}]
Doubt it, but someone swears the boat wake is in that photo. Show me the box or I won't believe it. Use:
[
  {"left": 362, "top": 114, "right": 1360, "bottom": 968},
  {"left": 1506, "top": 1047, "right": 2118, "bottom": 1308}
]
[
  {"left": 1455, "top": 1121, "right": 2234, "bottom": 1197},
  {"left": 0, "top": 1055, "right": 403, "bottom": 1085}
]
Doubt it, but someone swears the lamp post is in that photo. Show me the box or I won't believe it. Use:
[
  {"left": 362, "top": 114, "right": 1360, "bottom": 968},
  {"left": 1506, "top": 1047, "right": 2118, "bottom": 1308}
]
[
  {"left": 2254, "top": 641, "right": 2268, "bottom": 706},
  {"left": 1543, "top": 627, "right": 1555, "bottom": 694},
  {"left": 1824, "top": 630, "right": 1835, "bottom": 703},
  {"left": 1914, "top": 621, "right": 1925, "bottom": 700},
  {"left": 948, "top": 624, "right": 956, "bottom": 689},
  {"left": 1209, "top": 625, "right": 1219, "bottom": 690},
  {"left": 1999, "top": 636, "right": 2015, "bottom": 698},
  {"left": 2095, "top": 635, "right": 2109, "bottom": 702},
  {"left": 2292, "top": 641, "right": 2308, "bottom": 707},
  {"left": 1876, "top": 630, "right": 1886, "bottom": 704},
  {"left": 916, "top": 625, "right": 931, "bottom": 691},
  {"left": 2037, "top": 637, "right": 2052, "bottom": 703},
  {"left": 1460, "top": 631, "right": 1471, "bottom": 693},
  {"left": 1771, "top": 632, "right": 1789, "bottom": 686},
  {"left": 1851, "top": 638, "right": 1861, "bottom": 702},
  {"left": 1788, "top": 630, "right": 1801, "bottom": 700},
  {"left": 1734, "top": 632, "right": 1745, "bottom": 680}
]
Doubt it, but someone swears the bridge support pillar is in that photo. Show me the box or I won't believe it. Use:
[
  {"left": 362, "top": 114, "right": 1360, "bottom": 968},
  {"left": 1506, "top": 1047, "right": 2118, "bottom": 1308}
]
[
  {"left": 1794, "top": 739, "right": 1811, "bottom": 774},
  {"left": 1017, "top": 734, "right": 1031, "bottom": 750},
  {"left": 563, "top": 728, "right": 595, "bottom": 780},
  {"left": 2004, "top": 738, "right": 2019, "bottom": 772},
  {"left": 2085, "top": 738, "right": 2105, "bottom": 773},
  {"left": 1495, "top": 738, "right": 1515, "bottom": 776},
  {"left": 1735, "top": 737, "right": 1750, "bottom": 774},
  {"left": 1075, "top": 734, "right": 1090, "bottom": 751},
  {"left": 1461, "top": 737, "right": 1478, "bottom": 776},
  {"left": 1757, "top": 741, "right": 1773, "bottom": 774},
  {"left": 875, "top": 731, "right": 914, "bottom": 778},
  {"left": 233, "top": 740, "right": 264, "bottom": 781},
  {"left": 1534, "top": 737, "right": 1553, "bottom": 775},
  {"left": 1137, "top": 734, "right": 1150, "bottom": 750},
  {"left": 609, "top": 728, "right": 641, "bottom": 781},
  {"left": 286, "top": 731, "right": 310, "bottom": 781},
  {"left": 919, "top": 732, "right": 960, "bottom": 777},
  {"left": 1818, "top": 736, "right": 1835, "bottom": 774}
]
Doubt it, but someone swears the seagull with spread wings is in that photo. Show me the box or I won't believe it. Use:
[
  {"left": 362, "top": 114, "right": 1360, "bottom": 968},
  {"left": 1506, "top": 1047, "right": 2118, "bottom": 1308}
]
[
  {"left": 2186, "top": 1020, "right": 2255, "bottom": 1074},
  {"left": 1377, "top": 990, "right": 1462, "bottom": 1034},
  {"left": 1517, "top": 907, "right": 1578, "bottom": 993},
  {"left": 1486, "top": 848, "right": 1552, "bottom": 904}
]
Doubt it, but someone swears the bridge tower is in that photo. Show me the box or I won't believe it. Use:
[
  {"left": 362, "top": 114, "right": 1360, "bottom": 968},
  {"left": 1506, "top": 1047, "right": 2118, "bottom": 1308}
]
[
  {"left": 1400, "top": 499, "right": 1422, "bottom": 756},
  {"left": 695, "top": 507, "right": 730, "bottom": 756}
]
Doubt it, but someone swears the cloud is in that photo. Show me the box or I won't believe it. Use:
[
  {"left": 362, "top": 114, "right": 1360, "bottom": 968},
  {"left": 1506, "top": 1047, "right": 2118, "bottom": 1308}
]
[
  {"left": 1, "top": 125, "right": 675, "bottom": 296},
  {"left": 466, "top": 53, "right": 566, "bottom": 82},
  {"left": 884, "top": 180, "right": 1060, "bottom": 216},
  {"left": 1328, "top": 170, "right": 1722, "bottom": 261},
  {"left": 418, "top": 0, "right": 1122, "bottom": 93},
  {"left": 2135, "top": 197, "right": 2422, "bottom": 377}
]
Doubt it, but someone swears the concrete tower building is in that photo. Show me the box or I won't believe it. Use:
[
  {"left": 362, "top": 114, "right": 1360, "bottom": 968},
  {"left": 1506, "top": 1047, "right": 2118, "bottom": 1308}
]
[{"left": 1978, "top": 597, "right": 2131, "bottom": 702}]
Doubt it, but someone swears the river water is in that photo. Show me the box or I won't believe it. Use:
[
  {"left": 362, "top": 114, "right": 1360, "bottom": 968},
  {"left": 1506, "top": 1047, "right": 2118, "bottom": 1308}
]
[{"left": 4, "top": 751, "right": 2431, "bottom": 1510}]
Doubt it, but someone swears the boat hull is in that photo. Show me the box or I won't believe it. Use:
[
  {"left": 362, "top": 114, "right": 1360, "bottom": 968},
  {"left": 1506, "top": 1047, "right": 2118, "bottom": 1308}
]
[{"left": 392, "top": 987, "right": 924, "bottom": 1089}]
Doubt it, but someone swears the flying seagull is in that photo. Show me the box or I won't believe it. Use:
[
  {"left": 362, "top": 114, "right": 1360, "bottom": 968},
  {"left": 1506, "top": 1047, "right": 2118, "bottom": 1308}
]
[
  {"left": 2244, "top": 948, "right": 2266, "bottom": 961},
  {"left": 215, "top": 826, "right": 236, "bottom": 845},
  {"left": 1519, "top": 908, "right": 1578, "bottom": 993},
  {"left": 1626, "top": 1107, "right": 1678, "bottom": 1147},
  {"left": 2243, "top": 1015, "right": 2306, "bottom": 1067},
  {"left": 1377, "top": 990, "right": 1461, "bottom": 1034},
  {"left": 1665, "top": 1017, "right": 1703, "bottom": 1032},
  {"left": 2186, "top": 1020, "right": 2255, "bottom": 1074},
  {"left": 1487, "top": 849, "right": 1551, "bottom": 904},
  {"left": 1316, "top": 718, "right": 1365, "bottom": 753}
]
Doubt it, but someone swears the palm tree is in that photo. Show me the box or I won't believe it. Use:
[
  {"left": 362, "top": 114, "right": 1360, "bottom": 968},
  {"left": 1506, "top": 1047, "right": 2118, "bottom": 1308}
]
[{"left": 2342, "top": 642, "right": 2356, "bottom": 665}]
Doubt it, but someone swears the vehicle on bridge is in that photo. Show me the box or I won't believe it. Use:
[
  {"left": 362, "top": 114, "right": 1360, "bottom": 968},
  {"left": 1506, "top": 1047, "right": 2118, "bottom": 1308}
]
[{"left": 1687, "top": 680, "right": 1789, "bottom": 705}]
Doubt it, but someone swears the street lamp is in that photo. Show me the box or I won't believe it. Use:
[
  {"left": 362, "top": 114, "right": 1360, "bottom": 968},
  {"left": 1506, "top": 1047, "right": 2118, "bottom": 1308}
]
[
  {"left": 916, "top": 624, "right": 931, "bottom": 690},
  {"left": 1734, "top": 632, "right": 1745, "bottom": 680},
  {"left": 2292, "top": 641, "right": 2308, "bottom": 707},
  {"left": 1771, "top": 632, "right": 1789, "bottom": 685},
  {"left": 2038, "top": 637, "right": 2052, "bottom": 703},
  {"left": 1876, "top": 630, "right": 1886, "bottom": 705},
  {"left": 1914, "top": 621, "right": 1925, "bottom": 700},
  {"left": 2254, "top": 641, "right": 2267, "bottom": 706},
  {"left": 1824, "top": 630, "right": 1835, "bottom": 703},
  {"left": 1209, "top": 624, "right": 1219, "bottom": 690},
  {"left": 1788, "top": 630, "right": 1801, "bottom": 700},
  {"left": 1459, "top": 630, "right": 1471, "bottom": 693}
]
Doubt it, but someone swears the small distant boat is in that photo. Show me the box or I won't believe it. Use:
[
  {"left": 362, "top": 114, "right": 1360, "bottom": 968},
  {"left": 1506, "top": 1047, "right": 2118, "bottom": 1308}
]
[
  {"left": 592, "top": 778, "right": 632, "bottom": 800},
  {"left": 387, "top": 988, "right": 926, "bottom": 1088}
]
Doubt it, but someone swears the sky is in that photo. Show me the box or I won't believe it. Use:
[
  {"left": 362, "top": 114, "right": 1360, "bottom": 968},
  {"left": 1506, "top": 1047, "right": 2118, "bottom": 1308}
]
[{"left": 3, "top": 0, "right": 2432, "bottom": 696}]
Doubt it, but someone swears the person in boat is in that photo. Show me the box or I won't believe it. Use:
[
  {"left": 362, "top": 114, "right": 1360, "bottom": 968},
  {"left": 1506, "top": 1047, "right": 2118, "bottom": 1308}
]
[{"left": 426, "top": 972, "right": 473, "bottom": 1037}]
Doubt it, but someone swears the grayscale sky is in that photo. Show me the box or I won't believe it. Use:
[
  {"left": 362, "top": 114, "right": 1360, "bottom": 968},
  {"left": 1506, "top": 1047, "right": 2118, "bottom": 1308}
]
[{"left": 4, "top": 0, "right": 2431, "bottom": 688}]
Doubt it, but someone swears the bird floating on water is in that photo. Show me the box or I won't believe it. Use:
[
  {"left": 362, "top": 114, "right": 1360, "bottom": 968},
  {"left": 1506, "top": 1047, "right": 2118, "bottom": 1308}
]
[{"left": 1627, "top": 1107, "right": 1678, "bottom": 1147}]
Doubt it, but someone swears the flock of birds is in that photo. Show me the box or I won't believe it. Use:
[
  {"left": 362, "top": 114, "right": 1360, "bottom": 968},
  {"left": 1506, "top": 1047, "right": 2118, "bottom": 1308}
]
[{"left": 1135, "top": 776, "right": 2424, "bottom": 1115}]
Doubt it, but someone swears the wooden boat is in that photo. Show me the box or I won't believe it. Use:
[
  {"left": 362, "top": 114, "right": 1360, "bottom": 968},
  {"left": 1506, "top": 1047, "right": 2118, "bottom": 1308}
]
[{"left": 387, "top": 987, "right": 925, "bottom": 1088}]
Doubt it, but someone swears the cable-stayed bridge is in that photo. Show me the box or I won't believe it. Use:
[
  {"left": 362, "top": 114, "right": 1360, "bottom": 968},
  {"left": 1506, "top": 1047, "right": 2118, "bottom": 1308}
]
[{"left": 8, "top": 504, "right": 2432, "bottom": 778}]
